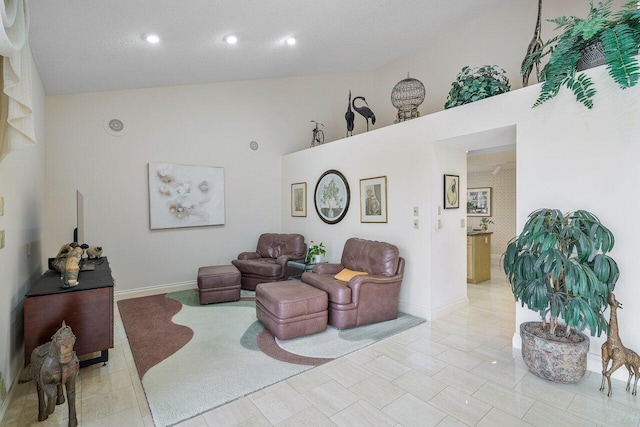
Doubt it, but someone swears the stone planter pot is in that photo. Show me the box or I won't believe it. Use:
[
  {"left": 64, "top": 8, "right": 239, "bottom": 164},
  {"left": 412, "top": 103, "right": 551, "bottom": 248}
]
[{"left": 520, "top": 321, "right": 589, "bottom": 383}]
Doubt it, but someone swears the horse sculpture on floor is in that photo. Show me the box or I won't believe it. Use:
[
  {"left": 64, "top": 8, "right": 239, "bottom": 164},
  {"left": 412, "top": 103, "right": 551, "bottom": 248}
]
[{"left": 31, "top": 321, "right": 79, "bottom": 427}]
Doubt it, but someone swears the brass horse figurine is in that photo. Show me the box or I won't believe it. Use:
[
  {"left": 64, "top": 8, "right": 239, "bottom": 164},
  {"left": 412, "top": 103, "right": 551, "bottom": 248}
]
[
  {"left": 600, "top": 292, "right": 640, "bottom": 396},
  {"left": 31, "top": 321, "right": 79, "bottom": 426}
]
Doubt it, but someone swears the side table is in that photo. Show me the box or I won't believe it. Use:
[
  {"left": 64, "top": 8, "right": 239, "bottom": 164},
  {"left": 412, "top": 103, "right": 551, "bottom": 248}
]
[{"left": 287, "top": 260, "right": 321, "bottom": 280}]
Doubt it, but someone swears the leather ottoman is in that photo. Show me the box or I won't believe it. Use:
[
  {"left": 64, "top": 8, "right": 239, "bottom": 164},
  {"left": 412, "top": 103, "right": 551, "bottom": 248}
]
[
  {"left": 197, "top": 265, "right": 241, "bottom": 304},
  {"left": 256, "top": 281, "right": 328, "bottom": 340}
]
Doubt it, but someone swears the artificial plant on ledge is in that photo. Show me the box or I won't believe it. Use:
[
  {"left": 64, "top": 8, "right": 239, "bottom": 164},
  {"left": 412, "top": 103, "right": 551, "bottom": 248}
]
[{"left": 522, "top": 0, "right": 640, "bottom": 109}]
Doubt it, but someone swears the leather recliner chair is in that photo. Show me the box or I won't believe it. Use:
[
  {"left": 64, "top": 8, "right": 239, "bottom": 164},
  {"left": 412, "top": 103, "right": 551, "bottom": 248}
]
[
  {"left": 232, "top": 233, "right": 307, "bottom": 290},
  {"left": 301, "top": 237, "right": 405, "bottom": 329}
]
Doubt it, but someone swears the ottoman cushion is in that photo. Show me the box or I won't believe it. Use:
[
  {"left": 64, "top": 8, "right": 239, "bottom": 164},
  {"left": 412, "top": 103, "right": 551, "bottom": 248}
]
[
  {"left": 256, "top": 281, "right": 328, "bottom": 340},
  {"left": 197, "top": 265, "right": 241, "bottom": 305}
]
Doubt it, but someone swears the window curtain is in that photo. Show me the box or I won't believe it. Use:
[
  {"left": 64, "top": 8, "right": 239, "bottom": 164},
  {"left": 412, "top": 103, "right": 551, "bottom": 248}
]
[{"left": 0, "top": 0, "right": 35, "bottom": 163}]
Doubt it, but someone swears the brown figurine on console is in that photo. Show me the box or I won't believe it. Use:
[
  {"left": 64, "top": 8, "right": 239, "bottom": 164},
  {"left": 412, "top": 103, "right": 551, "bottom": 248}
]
[{"left": 30, "top": 321, "right": 79, "bottom": 427}]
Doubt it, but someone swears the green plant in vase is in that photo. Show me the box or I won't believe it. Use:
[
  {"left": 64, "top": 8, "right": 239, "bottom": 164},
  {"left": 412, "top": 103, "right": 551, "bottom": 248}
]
[
  {"left": 480, "top": 217, "right": 494, "bottom": 230},
  {"left": 307, "top": 242, "right": 326, "bottom": 263},
  {"left": 444, "top": 65, "right": 511, "bottom": 109},
  {"left": 502, "top": 208, "right": 619, "bottom": 382},
  {"left": 522, "top": 0, "right": 640, "bottom": 109}
]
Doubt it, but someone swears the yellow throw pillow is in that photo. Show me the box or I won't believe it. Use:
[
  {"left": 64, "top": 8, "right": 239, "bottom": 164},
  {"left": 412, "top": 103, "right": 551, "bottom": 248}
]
[{"left": 334, "top": 268, "right": 368, "bottom": 282}]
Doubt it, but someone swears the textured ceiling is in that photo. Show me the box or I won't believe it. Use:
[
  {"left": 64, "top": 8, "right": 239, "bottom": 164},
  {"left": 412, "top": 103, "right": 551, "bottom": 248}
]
[{"left": 28, "top": 0, "right": 506, "bottom": 95}]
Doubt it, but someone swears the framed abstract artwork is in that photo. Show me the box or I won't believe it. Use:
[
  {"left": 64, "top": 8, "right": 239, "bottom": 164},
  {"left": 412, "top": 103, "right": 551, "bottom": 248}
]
[
  {"left": 148, "top": 162, "right": 225, "bottom": 229},
  {"left": 360, "top": 176, "right": 387, "bottom": 223},
  {"left": 443, "top": 174, "right": 460, "bottom": 209},
  {"left": 291, "top": 182, "right": 307, "bottom": 217},
  {"left": 314, "top": 170, "right": 350, "bottom": 224},
  {"left": 467, "top": 187, "right": 492, "bottom": 217}
]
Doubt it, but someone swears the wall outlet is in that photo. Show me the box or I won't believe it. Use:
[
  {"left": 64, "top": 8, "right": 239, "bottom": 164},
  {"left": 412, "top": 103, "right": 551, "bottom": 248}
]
[
  {"left": 437, "top": 219, "right": 442, "bottom": 229},
  {"left": 460, "top": 219, "right": 465, "bottom": 228},
  {"left": 0, "top": 197, "right": 4, "bottom": 216},
  {"left": 0, "top": 230, "right": 4, "bottom": 249},
  {"left": 413, "top": 206, "right": 419, "bottom": 216},
  {"left": 437, "top": 205, "right": 441, "bottom": 215},
  {"left": 413, "top": 219, "right": 419, "bottom": 229}
]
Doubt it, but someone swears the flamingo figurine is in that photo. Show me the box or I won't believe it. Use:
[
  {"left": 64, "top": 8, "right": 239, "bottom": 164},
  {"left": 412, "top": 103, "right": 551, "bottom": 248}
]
[
  {"left": 352, "top": 96, "right": 376, "bottom": 132},
  {"left": 345, "top": 90, "right": 355, "bottom": 137}
]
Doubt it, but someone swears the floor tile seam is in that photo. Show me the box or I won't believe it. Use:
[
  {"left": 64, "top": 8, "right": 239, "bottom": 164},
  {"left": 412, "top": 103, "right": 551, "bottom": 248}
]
[{"left": 471, "top": 384, "right": 536, "bottom": 419}]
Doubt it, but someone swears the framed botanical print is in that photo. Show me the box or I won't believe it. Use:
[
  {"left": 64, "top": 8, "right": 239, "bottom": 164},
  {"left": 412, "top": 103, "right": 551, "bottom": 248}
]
[
  {"left": 360, "top": 176, "right": 387, "bottom": 223},
  {"left": 291, "top": 182, "right": 307, "bottom": 217},
  {"left": 467, "top": 187, "right": 492, "bottom": 217},
  {"left": 443, "top": 174, "right": 459, "bottom": 209},
  {"left": 314, "top": 170, "right": 350, "bottom": 224}
]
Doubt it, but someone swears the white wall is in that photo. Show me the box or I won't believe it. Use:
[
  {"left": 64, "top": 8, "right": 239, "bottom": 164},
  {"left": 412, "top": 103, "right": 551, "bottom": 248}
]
[
  {"left": 282, "top": 63, "right": 640, "bottom": 377},
  {"left": 0, "top": 53, "right": 46, "bottom": 400},
  {"left": 44, "top": 72, "right": 372, "bottom": 292}
]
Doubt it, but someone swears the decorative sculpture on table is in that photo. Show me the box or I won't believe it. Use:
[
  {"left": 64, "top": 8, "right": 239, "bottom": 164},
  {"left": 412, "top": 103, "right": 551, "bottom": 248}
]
[
  {"left": 391, "top": 73, "right": 425, "bottom": 123},
  {"left": 352, "top": 95, "right": 376, "bottom": 132},
  {"left": 62, "top": 246, "right": 83, "bottom": 288},
  {"left": 86, "top": 245, "right": 103, "bottom": 259},
  {"left": 600, "top": 292, "right": 640, "bottom": 396},
  {"left": 31, "top": 321, "right": 79, "bottom": 427},
  {"left": 52, "top": 243, "right": 77, "bottom": 274},
  {"left": 521, "top": 0, "right": 543, "bottom": 87},
  {"left": 345, "top": 90, "right": 355, "bottom": 137}
]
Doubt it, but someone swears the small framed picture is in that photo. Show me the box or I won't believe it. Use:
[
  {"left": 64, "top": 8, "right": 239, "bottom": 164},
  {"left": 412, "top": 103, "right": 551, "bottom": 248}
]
[
  {"left": 443, "top": 174, "right": 460, "bottom": 209},
  {"left": 360, "top": 176, "right": 388, "bottom": 223},
  {"left": 291, "top": 182, "right": 307, "bottom": 217},
  {"left": 467, "top": 187, "right": 492, "bottom": 217}
]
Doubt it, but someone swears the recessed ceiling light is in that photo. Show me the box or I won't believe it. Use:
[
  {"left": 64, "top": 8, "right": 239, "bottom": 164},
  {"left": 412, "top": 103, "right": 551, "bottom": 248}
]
[
  {"left": 144, "top": 33, "right": 160, "bottom": 44},
  {"left": 225, "top": 35, "right": 238, "bottom": 45},
  {"left": 286, "top": 37, "right": 296, "bottom": 46}
]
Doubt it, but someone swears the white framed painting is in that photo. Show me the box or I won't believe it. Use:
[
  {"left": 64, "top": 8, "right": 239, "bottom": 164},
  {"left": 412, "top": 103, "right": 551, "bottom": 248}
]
[
  {"left": 148, "top": 162, "right": 225, "bottom": 229},
  {"left": 360, "top": 176, "right": 388, "bottom": 223},
  {"left": 291, "top": 182, "right": 307, "bottom": 217}
]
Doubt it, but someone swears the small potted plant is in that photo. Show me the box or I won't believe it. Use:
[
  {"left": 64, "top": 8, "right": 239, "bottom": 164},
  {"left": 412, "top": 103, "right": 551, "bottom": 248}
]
[
  {"left": 480, "top": 217, "right": 494, "bottom": 231},
  {"left": 444, "top": 65, "right": 511, "bottom": 109},
  {"left": 503, "top": 208, "right": 619, "bottom": 382},
  {"left": 307, "top": 241, "right": 326, "bottom": 264},
  {"left": 522, "top": 0, "right": 640, "bottom": 109}
]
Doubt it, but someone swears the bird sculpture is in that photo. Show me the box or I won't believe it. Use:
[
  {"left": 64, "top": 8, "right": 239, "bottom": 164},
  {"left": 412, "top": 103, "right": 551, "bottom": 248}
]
[
  {"left": 521, "top": 0, "right": 543, "bottom": 87},
  {"left": 352, "top": 96, "right": 376, "bottom": 132},
  {"left": 345, "top": 90, "right": 355, "bottom": 137}
]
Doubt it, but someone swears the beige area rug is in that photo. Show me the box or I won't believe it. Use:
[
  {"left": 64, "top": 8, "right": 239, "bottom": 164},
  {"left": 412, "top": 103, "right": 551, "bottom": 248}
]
[{"left": 118, "top": 289, "right": 425, "bottom": 426}]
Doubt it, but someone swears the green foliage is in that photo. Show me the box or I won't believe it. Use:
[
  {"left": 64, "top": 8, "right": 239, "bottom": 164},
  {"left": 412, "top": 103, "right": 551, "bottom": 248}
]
[
  {"left": 502, "top": 208, "right": 619, "bottom": 337},
  {"left": 307, "top": 242, "right": 326, "bottom": 262},
  {"left": 523, "top": 0, "right": 640, "bottom": 109},
  {"left": 444, "top": 65, "right": 511, "bottom": 109}
]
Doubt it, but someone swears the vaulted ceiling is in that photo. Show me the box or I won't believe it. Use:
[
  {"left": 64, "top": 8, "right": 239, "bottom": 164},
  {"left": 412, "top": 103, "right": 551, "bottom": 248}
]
[{"left": 28, "top": 0, "right": 506, "bottom": 95}]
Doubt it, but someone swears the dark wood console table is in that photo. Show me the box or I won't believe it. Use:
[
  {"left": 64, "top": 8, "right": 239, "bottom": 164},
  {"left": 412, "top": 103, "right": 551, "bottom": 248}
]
[{"left": 24, "top": 257, "right": 114, "bottom": 368}]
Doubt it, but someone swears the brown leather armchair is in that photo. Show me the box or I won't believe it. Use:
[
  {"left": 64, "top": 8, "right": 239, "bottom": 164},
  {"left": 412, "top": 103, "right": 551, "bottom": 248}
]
[
  {"left": 232, "top": 233, "right": 307, "bottom": 290},
  {"left": 301, "top": 238, "right": 405, "bottom": 329}
]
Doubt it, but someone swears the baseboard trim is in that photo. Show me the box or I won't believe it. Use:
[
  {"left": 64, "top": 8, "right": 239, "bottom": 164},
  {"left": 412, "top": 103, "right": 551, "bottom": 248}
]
[
  {"left": 426, "top": 296, "right": 469, "bottom": 321},
  {"left": 114, "top": 280, "right": 197, "bottom": 301},
  {"left": 0, "top": 357, "right": 25, "bottom": 425},
  {"left": 398, "top": 301, "right": 430, "bottom": 322}
]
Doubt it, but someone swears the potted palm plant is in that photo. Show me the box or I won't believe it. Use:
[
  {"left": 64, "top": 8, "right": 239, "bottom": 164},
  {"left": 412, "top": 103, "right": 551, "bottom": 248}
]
[
  {"left": 503, "top": 208, "right": 619, "bottom": 382},
  {"left": 444, "top": 65, "right": 511, "bottom": 109},
  {"left": 522, "top": 0, "right": 640, "bottom": 109}
]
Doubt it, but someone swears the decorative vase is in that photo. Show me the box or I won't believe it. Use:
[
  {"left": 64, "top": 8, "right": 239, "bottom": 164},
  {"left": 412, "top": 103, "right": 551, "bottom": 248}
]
[
  {"left": 313, "top": 254, "right": 322, "bottom": 264},
  {"left": 481, "top": 223, "right": 488, "bottom": 231},
  {"left": 576, "top": 41, "right": 606, "bottom": 72},
  {"left": 520, "top": 321, "right": 589, "bottom": 383}
]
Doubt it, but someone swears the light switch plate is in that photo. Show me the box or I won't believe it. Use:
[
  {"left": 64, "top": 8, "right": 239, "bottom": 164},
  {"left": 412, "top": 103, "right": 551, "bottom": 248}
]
[
  {"left": 0, "top": 197, "right": 3, "bottom": 216},
  {"left": 413, "top": 219, "right": 419, "bottom": 229},
  {"left": 0, "top": 230, "right": 4, "bottom": 249},
  {"left": 460, "top": 219, "right": 465, "bottom": 228},
  {"left": 413, "top": 206, "right": 419, "bottom": 216}
]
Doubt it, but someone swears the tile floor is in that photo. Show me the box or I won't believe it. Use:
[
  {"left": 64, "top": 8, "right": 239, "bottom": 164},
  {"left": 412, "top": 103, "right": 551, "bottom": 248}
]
[{"left": 2, "top": 268, "right": 639, "bottom": 426}]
